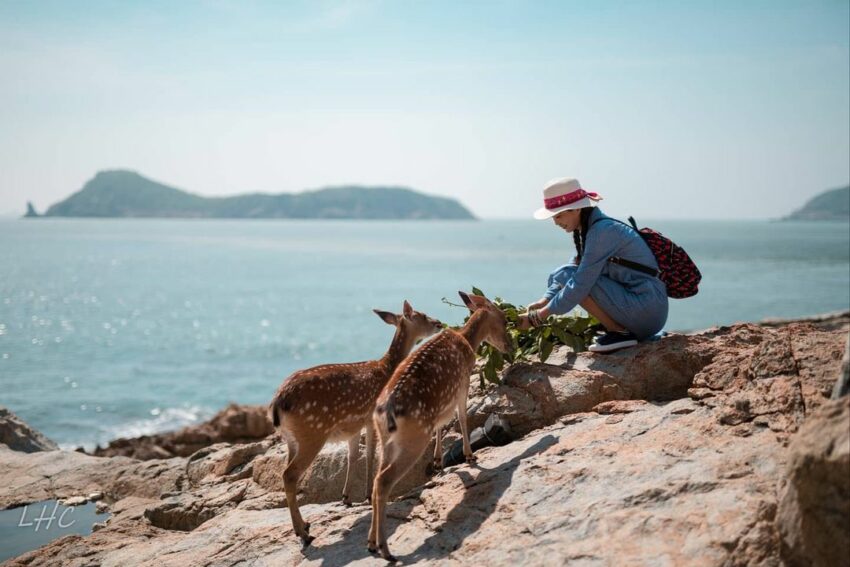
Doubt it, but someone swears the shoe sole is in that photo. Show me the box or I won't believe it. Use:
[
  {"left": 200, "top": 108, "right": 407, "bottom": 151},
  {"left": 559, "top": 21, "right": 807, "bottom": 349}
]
[{"left": 588, "top": 339, "right": 638, "bottom": 353}]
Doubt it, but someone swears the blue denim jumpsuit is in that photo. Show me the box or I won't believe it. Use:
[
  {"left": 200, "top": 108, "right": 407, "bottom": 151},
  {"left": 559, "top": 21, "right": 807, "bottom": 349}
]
[{"left": 543, "top": 207, "right": 668, "bottom": 339}]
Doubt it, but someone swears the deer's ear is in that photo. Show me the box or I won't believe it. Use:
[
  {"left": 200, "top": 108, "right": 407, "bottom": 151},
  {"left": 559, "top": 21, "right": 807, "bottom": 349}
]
[
  {"left": 458, "top": 291, "right": 476, "bottom": 311},
  {"left": 402, "top": 300, "right": 414, "bottom": 318},
  {"left": 373, "top": 309, "right": 398, "bottom": 325}
]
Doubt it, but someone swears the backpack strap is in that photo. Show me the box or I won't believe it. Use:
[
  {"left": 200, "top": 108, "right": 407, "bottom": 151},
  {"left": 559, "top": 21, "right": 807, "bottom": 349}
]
[
  {"left": 608, "top": 256, "right": 659, "bottom": 277},
  {"left": 588, "top": 214, "right": 659, "bottom": 278}
]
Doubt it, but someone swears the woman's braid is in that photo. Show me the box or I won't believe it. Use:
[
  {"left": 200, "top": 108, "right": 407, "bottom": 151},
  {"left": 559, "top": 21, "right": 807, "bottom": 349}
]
[{"left": 572, "top": 207, "right": 594, "bottom": 264}]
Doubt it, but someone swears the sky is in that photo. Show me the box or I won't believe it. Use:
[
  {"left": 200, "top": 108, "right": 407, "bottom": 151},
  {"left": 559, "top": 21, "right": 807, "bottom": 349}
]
[{"left": 0, "top": 0, "right": 848, "bottom": 219}]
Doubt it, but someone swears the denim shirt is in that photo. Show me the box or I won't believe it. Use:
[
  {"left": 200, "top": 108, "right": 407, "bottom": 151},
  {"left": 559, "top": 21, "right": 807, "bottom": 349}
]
[{"left": 544, "top": 207, "right": 665, "bottom": 315}]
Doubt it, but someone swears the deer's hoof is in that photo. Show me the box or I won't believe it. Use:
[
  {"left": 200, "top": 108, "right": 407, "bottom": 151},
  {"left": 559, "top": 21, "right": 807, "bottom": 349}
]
[
  {"left": 465, "top": 454, "right": 478, "bottom": 465},
  {"left": 380, "top": 547, "right": 398, "bottom": 563},
  {"left": 367, "top": 544, "right": 378, "bottom": 554},
  {"left": 342, "top": 495, "right": 352, "bottom": 507},
  {"left": 300, "top": 534, "right": 315, "bottom": 548}
]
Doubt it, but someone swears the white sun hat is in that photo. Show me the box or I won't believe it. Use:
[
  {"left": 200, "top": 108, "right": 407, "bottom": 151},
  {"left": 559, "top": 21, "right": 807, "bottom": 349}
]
[{"left": 533, "top": 178, "right": 603, "bottom": 220}]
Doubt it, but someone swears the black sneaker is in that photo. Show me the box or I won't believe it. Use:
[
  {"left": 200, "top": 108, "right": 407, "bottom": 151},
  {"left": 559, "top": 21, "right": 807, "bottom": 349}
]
[{"left": 589, "top": 331, "right": 638, "bottom": 353}]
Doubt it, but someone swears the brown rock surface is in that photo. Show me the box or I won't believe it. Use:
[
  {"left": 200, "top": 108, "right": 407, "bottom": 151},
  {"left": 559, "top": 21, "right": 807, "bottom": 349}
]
[
  {"left": 1, "top": 313, "right": 847, "bottom": 566},
  {"left": 0, "top": 446, "right": 186, "bottom": 510},
  {"left": 90, "top": 403, "right": 274, "bottom": 459},
  {"left": 777, "top": 396, "right": 850, "bottom": 566},
  {"left": 1, "top": 400, "right": 796, "bottom": 566},
  {"left": 0, "top": 407, "right": 58, "bottom": 453},
  {"left": 467, "top": 316, "right": 847, "bottom": 442}
]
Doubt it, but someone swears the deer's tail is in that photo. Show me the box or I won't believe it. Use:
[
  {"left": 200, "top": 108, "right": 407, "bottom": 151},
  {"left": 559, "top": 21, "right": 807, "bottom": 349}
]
[
  {"left": 377, "top": 393, "right": 401, "bottom": 433},
  {"left": 269, "top": 391, "right": 293, "bottom": 428}
]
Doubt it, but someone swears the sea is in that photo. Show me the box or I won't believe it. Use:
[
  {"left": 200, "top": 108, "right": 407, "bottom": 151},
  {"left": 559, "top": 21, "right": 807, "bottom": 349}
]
[{"left": 1, "top": 218, "right": 848, "bottom": 449}]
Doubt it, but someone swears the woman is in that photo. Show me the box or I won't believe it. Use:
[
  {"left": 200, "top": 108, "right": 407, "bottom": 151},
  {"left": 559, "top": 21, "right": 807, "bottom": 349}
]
[{"left": 518, "top": 178, "right": 668, "bottom": 352}]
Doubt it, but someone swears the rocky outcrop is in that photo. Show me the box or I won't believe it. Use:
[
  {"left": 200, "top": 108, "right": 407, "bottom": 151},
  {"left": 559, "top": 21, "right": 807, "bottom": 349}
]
[
  {"left": 0, "top": 407, "right": 58, "bottom": 453},
  {"left": 1, "top": 400, "right": 800, "bottom": 566},
  {"left": 91, "top": 403, "right": 274, "bottom": 459},
  {"left": 1, "top": 313, "right": 847, "bottom": 566},
  {"left": 0, "top": 445, "right": 185, "bottom": 511},
  {"left": 777, "top": 396, "right": 850, "bottom": 566},
  {"left": 467, "top": 317, "right": 847, "bottom": 443}
]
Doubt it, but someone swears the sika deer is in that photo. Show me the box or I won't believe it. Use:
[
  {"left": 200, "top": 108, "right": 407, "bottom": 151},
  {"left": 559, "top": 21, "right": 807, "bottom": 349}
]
[
  {"left": 269, "top": 301, "right": 442, "bottom": 546},
  {"left": 368, "top": 291, "right": 512, "bottom": 561}
]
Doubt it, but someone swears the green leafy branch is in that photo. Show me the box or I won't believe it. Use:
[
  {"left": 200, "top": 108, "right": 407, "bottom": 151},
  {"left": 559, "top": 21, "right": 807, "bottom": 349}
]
[{"left": 443, "top": 287, "right": 601, "bottom": 388}]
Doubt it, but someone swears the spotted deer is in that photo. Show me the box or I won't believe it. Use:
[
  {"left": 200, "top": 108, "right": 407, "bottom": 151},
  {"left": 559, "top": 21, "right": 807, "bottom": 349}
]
[
  {"left": 269, "top": 301, "right": 442, "bottom": 547},
  {"left": 368, "top": 291, "right": 512, "bottom": 561}
]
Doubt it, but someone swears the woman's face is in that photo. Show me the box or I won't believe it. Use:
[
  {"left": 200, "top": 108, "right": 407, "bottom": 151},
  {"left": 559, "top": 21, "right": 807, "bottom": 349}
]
[{"left": 552, "top": 209, "right": 581, "bottom": 232}]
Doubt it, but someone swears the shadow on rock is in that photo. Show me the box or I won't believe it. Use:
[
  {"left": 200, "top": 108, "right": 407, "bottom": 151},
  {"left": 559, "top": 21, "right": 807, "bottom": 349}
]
[
  {"left": 401, "top": 434, "right": 558, "bottom": 563},
  {"left": 304, "top": 499, "right": 417, "bottom": 567}
]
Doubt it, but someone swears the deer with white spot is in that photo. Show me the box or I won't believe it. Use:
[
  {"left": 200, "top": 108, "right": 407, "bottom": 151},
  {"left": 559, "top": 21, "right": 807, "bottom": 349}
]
[
  {"left": 368, "top": 291, "right": 512, "bottom": 561},
  {"left": 269, "top": 301, "right": 442, "bottom": 547}
]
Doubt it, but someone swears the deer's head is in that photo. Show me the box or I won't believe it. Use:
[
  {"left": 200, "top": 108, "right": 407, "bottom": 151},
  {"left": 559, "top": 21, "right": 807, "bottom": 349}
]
[
  {"left": 458, "top": 291, "right": 512, "bottom": 354},
  {"left": 373, "top": 300, "right": 443, "bottom": 342}
]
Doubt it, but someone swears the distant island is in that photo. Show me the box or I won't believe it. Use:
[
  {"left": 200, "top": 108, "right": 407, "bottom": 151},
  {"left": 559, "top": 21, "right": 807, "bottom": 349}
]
[
  {"left": 26, "top": 170, "right": 476, "bottom": 220},
  {"left": 784, "top": 186, "right": 849, "bottom": 221}
]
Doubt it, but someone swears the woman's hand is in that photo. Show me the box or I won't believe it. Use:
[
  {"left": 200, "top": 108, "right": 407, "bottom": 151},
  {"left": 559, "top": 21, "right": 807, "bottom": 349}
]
[
  {"left": 526, "top": 298, "right": 549, "bottom": 310},
  {"left": 518, "top": 305, "right": 551, "bottom": 331}
]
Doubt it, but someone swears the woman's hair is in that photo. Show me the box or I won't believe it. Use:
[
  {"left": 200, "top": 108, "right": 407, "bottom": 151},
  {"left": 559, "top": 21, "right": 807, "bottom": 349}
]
[{"left": 572, "top": 207, "right": 595, "bottom": 264}]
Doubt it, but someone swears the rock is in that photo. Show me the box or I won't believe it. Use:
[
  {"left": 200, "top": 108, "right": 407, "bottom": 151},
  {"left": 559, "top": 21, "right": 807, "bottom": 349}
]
[
  {"left": 185, "top": 440, "right": 273, "bottom": 486},
  {"left": 0, "top": 445, "right": 185, "bottom": 510},
  {"left": 59, "top": 495, "right": 88, "bottom": 507},
  {"left": 777, "top": 396, "right": 850, "bottom": 566},
  {"left": 0, "top": 406, "right": 59, "bottom": 453},
  {"left": 145, "top": 479, "right": 253, "bottom": 531},
  {"left": 467, "top": 319, "right": 846, "bottom": 442},
  {"left": 832, "top": 334, "right": 850, "bottom": 399},
  {"left": 689, "top": 322, "right": 846, "bottom": 441},
  {"left": 591, "top": 399, "right": 652, "bottom": 414},
  {"left": 91, "top": 403, "right": 274, "bottom": 460},
  {"left": 88, "top": 491, "right": 104, "bottom": 502}
]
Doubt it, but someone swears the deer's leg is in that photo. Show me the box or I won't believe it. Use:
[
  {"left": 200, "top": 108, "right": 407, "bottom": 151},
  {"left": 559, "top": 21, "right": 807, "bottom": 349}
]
[
  {"left": 365, "top": 421, "right": 376, "bottom": 503},
  {"left": 372, "top": 431, "right": 430, "bottom": 562},
  {"left": 283, "top": 435, "right": 324, "bottom": 547},
  {"left": 432, "top": 426, "right": 443, "bottom": 471},
  {"left": 342, "top": 433, "right": 360, "bottom": 506},
  {"left": 456, "top": 383, "right": 476, "bottom": 465},
  {"left": 368, "top": 437, "right": 395, "bottom": 553}
]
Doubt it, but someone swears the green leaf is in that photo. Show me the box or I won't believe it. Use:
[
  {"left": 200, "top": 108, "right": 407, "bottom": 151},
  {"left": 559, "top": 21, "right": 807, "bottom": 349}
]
[
  {"left": 550, "top": 325, "right": 570, "bottom": 344},
  {"left": 491, "top": 349, "right": 504, "bottom": 370},
  {"left": 483, "top": 361, "right": 499, "bottom": 384},
  {"left": 539, "top": 337, "right": 554, "bottom": 362},
  {"left": 471, "top": 286, "right": 484, "bottom": 296},
  {"left": 571, "top": 317, "right": 590, "bottom": 334}
]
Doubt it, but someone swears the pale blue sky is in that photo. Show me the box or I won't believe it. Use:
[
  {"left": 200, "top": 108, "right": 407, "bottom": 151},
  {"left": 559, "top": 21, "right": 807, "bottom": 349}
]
[{"left": 1, "top": 1, "right": 848, "bottom": 219}]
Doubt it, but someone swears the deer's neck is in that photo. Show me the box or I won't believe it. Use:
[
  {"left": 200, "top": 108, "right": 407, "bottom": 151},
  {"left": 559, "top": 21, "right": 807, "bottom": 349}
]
[
  {"left": 459, "top": 310, "right": 489, "bottom": 351},
  {"left": 381, "top": 324, "right": 416, "bottom": 371}
]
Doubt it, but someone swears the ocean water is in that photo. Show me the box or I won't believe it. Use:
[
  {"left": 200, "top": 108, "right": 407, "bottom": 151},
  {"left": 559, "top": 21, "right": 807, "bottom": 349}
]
[{"left": 1, "top": 218, "right": 848, "bottom": 448}]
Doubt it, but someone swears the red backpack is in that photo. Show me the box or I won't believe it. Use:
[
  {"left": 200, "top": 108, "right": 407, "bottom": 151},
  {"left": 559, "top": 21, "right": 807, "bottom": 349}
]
[{"left": 598, "top": 216, "right": 702, "bottom": 299}]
